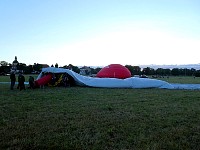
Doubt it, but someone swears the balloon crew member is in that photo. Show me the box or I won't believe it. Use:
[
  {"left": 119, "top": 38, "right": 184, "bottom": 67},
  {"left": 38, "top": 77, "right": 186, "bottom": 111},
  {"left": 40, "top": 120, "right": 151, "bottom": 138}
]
[
  {"left": 62, "top": 73, "right": 70, "bottom": 87},
  {"left": 10, "top": 72, "right": 16, "bottom": 90},
  {"left": 18, "top": 73, "right": 25, "bottom": 91},
  {"left": 28, "top": 76, "right": 35, "bottom": 89}
]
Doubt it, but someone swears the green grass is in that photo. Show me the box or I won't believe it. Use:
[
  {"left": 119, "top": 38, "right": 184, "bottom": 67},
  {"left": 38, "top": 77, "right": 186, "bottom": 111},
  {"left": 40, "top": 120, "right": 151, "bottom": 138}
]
[
  {"left": 0, "top": 76, "right": 200, "bottom": 149},
  {"left": 0, "top": 74, "right": 38, "bottom": 82},
  {"left": 158, "top": 76, "right": 200, "bottom": 84}
]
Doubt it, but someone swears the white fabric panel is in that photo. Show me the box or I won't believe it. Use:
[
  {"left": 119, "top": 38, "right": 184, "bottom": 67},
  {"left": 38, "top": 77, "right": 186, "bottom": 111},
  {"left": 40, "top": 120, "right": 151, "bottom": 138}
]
[
  {"left": 38, "top": 67, "right": 174, "bottom": 89},
  {"left": 37, "top": 67, "right": 200, "bottom": 89}
]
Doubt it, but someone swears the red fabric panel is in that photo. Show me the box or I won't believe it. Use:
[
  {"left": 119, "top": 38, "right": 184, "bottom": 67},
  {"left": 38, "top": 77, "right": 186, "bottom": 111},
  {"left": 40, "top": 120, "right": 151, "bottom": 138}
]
[
  {"left": 96, "top": 64, "right": 131, "bottom": 79},
  {"left": 35, "top": 74, "right": 52, "bottom": 86}
]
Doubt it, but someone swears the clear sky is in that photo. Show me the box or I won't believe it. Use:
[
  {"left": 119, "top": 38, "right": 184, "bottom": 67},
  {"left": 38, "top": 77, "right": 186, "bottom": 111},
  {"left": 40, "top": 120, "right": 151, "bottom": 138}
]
[{"left": 0, "top": 0, "right": 200, "bottom": 67}]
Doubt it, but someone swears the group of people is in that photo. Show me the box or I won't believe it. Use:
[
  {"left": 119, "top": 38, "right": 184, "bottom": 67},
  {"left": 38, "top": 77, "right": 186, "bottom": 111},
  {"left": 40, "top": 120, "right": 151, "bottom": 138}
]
[
  {"left": 10, "top": 72, "right": 73, "bottom": 90},
  {"left": 10, "top": 72, "right": 35, "bottom": 90}
]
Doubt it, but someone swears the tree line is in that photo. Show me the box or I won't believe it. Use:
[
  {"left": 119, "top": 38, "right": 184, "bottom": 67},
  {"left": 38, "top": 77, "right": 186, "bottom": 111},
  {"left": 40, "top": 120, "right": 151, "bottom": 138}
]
[
  {"left": 1, "top": 60, "right": 200, "bottom": 77},
  {"left": 125, "top": 65, "right": 200, "bottom": 77}
]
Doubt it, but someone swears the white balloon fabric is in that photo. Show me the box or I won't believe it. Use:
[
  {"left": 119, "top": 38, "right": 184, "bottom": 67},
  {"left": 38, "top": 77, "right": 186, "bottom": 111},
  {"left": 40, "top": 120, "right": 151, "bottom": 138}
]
[
  {"left": 36, "top": 67, "right": 200, "bottom": 90},
  {"left": 37, "top": 67, "right": 174, "bottom": 89}
]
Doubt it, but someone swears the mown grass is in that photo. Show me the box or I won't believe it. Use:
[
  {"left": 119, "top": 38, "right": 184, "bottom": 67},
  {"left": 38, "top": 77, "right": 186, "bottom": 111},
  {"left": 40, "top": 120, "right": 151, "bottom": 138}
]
[
  {"left": 0, "top": 76, "right": 200, "bottom": 149},
  {"left": 0, "top": 74, "right": 38, "bottom": 82},
  {"left": 159, "top": 76, "right": 200, "bottom": 84}
]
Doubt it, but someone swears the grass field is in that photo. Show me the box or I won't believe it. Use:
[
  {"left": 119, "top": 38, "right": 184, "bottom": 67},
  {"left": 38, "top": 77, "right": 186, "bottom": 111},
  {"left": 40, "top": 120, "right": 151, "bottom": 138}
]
[
  {"left": 0, "top": 76, "right": 200, "bottom": 149},
  {"left": 158, "top": 76, "right": 200, "bottom": 84},
  {"left": 0, "top": 74, "right": 38, "bottom": 82}
]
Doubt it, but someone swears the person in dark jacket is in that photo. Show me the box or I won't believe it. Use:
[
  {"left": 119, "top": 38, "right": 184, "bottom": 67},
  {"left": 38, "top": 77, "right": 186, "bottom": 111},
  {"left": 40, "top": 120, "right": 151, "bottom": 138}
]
[
  {"left": 18, "top": 73, "right": 25, "bottom": 90},
  {"left": 62, "top": 73, "right": 70, "bottom": 87},
  {"left": 28, "top": 76, "right": 35, "bottom": 89},
  {"left": 10, "top": 72, "right": 16, "bottom": 90}
]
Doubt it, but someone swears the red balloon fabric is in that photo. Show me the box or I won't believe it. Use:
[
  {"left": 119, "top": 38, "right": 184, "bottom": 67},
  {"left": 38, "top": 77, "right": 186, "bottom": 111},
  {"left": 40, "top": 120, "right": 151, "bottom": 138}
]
[
  {"left": 96, "top": 64, "right": 131, "bottom": 79},
  {"left": 35, "top": 74, "right": 52, "bottom": 86}
]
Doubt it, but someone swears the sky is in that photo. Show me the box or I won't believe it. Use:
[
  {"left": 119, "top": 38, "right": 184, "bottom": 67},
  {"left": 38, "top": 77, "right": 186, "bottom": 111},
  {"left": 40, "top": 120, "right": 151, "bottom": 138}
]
[{"left": 0, "top": 0, "right": 200, "bottom": 67}]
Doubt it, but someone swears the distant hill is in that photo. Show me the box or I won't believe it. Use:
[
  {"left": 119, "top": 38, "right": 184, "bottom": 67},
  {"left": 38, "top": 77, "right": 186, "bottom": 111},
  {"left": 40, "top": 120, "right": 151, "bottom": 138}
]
[
  {"left": 78, "top": 64, "right": 200, "bottom": 70},
  {"left": 85, "top": 64, "right": 200, "bottom": 70},
  {"left": 139, "top": 64, "right": 200, "bottom": 70}
]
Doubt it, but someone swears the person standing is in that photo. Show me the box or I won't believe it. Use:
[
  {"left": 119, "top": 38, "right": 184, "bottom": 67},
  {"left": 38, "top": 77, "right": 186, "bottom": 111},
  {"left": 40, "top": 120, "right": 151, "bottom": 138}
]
[
  {"left": 62, "top": 73, "right": 69, "bottom": 87},
  {"left": 10, "top": 72, "right": 16, "bottom": 90},
  {"left": 18, "top": 73, "right": 25, "bottom": 90},
  {"left": 28, "top": 76, "right": 34, "bottom": 89}
]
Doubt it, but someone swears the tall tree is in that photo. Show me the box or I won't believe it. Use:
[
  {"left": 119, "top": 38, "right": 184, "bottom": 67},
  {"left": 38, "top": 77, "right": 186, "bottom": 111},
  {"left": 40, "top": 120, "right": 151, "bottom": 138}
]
[
  {"left": 125, "top": 65, "right": 141, "bottom": 75},
  {"left": 0, "top": 61, "right": 9, "bottom": 66},
  {"left": 68, "top": 64, "right": 80, "bottom": 73},
  {"left": 171, "top": 68, "right": 180, "bottom": 76},
  {"left": 33, "top": 63, "right": 42, "bottom": 72},
  {"left": 0, "top": 61, "right": 11, "bottom": 73},
  {"left": 125, "top": 65, "right": 134, "bottom": 75},
  {"left": 142, "top": 67, "right": 155, "bottom": 75}
]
